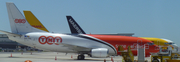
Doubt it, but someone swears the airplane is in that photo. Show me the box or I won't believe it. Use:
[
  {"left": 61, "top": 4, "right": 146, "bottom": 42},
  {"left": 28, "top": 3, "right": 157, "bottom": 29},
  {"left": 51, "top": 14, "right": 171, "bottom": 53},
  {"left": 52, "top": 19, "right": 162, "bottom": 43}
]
[
  {"left": 22, "top": 10, "right": 159, "bottom": 58},
  {"left": 66, "top": 16, "right": 180, "bottom": 52},
  {"left": 21, "top": 4, "right": 177, "bottom": 50},
  {"left": 4, "top": 2, "right": 159, "bottom": 60},
  {"left": 23, "top": 9, "right": 178, "bottom": 56},
  {"left": 66, "top": 16, "right": 178, "bottom": 47}
]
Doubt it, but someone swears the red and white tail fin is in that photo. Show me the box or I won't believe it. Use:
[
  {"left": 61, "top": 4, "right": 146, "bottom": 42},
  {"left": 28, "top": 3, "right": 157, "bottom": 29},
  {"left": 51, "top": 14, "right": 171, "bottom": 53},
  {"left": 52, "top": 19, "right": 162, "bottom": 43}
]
[{"left": 6, "top": 2, "right": 45, "bottom": 34}]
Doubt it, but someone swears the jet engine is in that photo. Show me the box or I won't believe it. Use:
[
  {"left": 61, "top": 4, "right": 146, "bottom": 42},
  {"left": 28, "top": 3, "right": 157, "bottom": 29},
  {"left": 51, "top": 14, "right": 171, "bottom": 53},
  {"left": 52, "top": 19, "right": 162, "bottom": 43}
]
[{"left": 91, "top": 48, "right": 109, "bottom": 58}]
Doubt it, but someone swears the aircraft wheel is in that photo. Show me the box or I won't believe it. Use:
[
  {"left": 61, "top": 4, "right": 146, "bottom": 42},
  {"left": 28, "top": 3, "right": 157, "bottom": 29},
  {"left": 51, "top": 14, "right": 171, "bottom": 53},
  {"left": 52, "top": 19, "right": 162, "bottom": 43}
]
[
  {"left": 77, "top": 55, "right": 85, "bottom": 60},
  {"left": 152, "top": 59, "right": 159, "bottom": 62}
]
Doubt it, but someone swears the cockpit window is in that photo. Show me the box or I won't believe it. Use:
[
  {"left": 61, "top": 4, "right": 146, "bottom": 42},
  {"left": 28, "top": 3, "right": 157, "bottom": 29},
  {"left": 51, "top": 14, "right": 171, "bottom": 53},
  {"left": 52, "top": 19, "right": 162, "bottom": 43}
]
[
  {"left": 164, "top": 43, "right": 168, "bottom": 45},
  {"left": 148, "top": 42, "right": 154, "bottom": 45},
  {"left": 164, "top": 42, "right": 174, "bottom": 45},
  {"left": 168, "top": 43, "right": 174, "bottom": 45}
]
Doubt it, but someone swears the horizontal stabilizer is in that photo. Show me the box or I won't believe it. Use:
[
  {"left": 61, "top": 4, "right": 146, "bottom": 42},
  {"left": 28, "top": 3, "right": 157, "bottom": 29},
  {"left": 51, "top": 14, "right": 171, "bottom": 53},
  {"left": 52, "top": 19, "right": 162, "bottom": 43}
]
[{"left": 0, "top": 30, "right": 21, "bottom": 36}]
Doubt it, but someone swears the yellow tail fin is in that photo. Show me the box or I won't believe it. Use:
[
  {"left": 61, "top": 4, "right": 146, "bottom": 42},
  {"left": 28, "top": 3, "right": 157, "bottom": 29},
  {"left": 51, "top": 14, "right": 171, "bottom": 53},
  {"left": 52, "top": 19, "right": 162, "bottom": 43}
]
[{"left": 23, "top": 11, "right": 49, "bottom": 32}]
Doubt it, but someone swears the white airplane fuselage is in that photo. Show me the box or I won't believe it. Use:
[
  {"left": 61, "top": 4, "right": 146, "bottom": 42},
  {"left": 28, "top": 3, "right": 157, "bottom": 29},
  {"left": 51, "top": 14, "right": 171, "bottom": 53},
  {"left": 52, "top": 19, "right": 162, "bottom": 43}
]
[{"left": 7, "top": 32, "right": 116, "bottom": 55}]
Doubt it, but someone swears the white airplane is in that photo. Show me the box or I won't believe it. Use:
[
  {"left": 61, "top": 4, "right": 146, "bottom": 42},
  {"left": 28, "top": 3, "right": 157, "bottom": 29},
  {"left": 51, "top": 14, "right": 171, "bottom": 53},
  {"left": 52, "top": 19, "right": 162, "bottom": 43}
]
[{"left": 1, "top": 2, "right": 159, "bottom": 60}]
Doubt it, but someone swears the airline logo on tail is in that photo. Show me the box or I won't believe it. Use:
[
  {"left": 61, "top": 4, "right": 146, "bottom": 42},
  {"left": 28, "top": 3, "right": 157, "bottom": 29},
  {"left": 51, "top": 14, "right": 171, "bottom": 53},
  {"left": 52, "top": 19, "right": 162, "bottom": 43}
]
[
  {"left": 23, "top": 11, "right": 49, "bottom": 32},
  {"left": 14, "top": 19, "right": 26, "bottom": 23},
  {"left": 68, "top": 19, "right": 83, "bottom": 34},
  {"left": 66, "top": 16, "right": 86, "bottom": 34},
  {"left": 38, "top": 36, "right": 62, "bottom": 45},
  {"left": 31, "top": 25, "right": 45, "bottom": 28}
]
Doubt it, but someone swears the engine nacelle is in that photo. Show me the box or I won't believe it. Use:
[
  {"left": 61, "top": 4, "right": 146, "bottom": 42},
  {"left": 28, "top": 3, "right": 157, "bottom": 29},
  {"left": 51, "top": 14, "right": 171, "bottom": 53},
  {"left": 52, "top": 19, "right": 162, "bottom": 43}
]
[{"left": 91, "top": 48, "right": 109, "bottom": 58}]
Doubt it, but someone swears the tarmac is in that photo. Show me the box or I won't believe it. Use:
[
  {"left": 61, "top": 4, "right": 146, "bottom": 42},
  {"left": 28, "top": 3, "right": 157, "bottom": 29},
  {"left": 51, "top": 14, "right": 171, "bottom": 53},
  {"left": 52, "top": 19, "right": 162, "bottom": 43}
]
[{"left": 0, "top": 52, "right": 151, "bottom": 62}]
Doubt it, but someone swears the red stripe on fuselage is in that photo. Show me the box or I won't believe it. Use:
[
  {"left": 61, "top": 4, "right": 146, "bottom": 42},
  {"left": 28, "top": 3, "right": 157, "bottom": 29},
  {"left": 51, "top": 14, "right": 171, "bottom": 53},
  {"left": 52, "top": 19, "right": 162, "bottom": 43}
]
[{"left": 85, "top": 34, "right": 159, "bottom": 56}]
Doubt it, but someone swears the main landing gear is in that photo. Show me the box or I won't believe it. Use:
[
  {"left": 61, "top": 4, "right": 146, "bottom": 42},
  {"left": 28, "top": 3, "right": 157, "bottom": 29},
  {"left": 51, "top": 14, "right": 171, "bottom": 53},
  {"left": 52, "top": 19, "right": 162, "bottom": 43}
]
[{"left": 77, "top": 54, "right": 85, "bottom": 60}]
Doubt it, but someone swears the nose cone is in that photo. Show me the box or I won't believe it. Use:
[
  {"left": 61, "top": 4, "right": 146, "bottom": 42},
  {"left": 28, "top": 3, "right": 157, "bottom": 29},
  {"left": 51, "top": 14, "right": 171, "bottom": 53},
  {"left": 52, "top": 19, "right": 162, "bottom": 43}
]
[
  {"left": 171, "top": 44, "right": 179, "bottom": 52},
  {"left": 172, "top": 44, "right": 178, "bottom": 48}
]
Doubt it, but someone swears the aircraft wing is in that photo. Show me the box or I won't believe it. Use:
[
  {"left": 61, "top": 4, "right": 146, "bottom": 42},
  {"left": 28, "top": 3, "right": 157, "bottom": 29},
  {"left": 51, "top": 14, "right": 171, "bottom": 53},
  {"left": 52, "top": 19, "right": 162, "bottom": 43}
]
[
  {"left": 59, "top": 43, "right": 92, "bottom": 52},
  {"left": 0, "top": 30, "right": 21, "bottom": 36}
]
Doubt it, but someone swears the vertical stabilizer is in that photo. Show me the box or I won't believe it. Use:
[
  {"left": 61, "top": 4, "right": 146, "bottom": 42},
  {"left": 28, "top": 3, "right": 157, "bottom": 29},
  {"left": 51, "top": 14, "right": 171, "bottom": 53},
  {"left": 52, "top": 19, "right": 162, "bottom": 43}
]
[
  {"left": 6, "top": 2, "right": 44, "bottom": 34},
  {"left": 66, "top": 16, "right": 86, "bottom": 34},
  {"left": 23, "top": 11, "right": 49, "bottom": 32}
]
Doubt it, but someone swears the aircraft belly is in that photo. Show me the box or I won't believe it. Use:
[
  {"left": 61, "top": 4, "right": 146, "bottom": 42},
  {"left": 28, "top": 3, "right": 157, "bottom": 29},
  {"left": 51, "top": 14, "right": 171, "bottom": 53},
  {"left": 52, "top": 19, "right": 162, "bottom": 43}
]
[{"left": 62, "top": 36, "right": 116, "bottom": 55}]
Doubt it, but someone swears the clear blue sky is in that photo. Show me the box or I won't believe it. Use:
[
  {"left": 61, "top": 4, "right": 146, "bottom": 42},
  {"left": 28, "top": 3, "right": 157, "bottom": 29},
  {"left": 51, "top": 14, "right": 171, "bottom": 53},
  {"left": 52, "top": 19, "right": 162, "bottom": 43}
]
[{"left": 0, "top": 0, "right": 180, "bottom": 46}]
